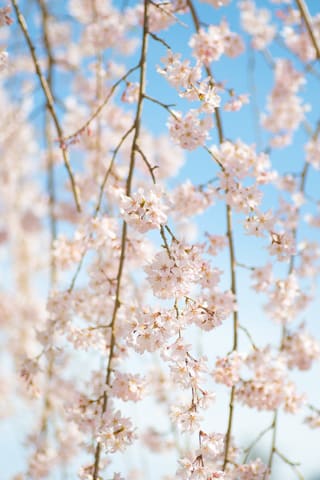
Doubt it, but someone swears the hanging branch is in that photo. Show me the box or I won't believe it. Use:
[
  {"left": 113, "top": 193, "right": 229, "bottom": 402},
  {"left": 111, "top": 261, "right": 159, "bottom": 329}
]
[
  {"left": 186, "top": 0, "right": 238, "bottom": 471},
  {"left": 92, "top": 1, "right": 149, "bottom": 478},
  {"left": 11, "top": 0, "right": 82, "bottom": 212},
  {"left": 295, "top": 0, "right": 320, "bottom": 60},
  {"left": 34, "top": 0, "right": 57, "bottom": 455},
  {"left": 265, "top": 121, "right": 320, "bottom": 478}
]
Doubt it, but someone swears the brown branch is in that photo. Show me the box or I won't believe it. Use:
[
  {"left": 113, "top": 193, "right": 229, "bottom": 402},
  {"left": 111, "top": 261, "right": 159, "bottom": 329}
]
[
  {"left": 160, "top": 225, "right": 172, "bottom": 258},
  {"left": 148, "top": 31, "right": 171, "bottom": 50},
  {"left": 11, "top": 0, "right": 81, "bottom": 212},
  {"left": 92, "top": 1, "right": 149, "bottom": 477},
  {"left": 295, "top": 0, "right": 320, "bottom": 60},
  {"left": 143, "top": 93, "right": 177, "bottom": 118},
  {"left": 186, "top": 1, "right": 236, "bottom": 469},
  {"left": 135, "top": 144, "right": 157, "bottom": 184}
]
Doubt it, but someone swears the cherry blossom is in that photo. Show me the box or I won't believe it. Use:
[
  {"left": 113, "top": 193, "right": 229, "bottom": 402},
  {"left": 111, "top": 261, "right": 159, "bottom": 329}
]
[
  {"left": 168, "top": 110, "right": 213, "bottom": 150},
  {"left": 120, "top": 186, "right": 169, "bottom": 233},
  {"left": 190, "top": 21, "right": 244, "bottom": 64},
  {"left": 239, "top": 0, "right": 276, "bottom": 50}
]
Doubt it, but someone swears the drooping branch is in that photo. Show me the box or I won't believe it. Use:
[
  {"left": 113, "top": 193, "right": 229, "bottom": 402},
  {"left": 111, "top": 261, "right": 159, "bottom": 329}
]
[
  {"left": 186, "top": 0, "right": 238, "bottom": 470},
  {"left": 11, "top": 0, "right": 81, "bottom": 212},
  {"left": 35, "top": 0, "right": 57, "bottom": 451},
  {"left": 92, "top": 2, "right": 149, "bottom": 478},
  {"left": 295, "top": 0, "right": 320, "bottom": 60}
]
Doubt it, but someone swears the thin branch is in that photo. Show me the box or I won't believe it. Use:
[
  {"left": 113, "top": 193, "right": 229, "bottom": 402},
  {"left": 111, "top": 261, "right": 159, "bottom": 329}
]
[
  {"left": 92, "top": 1, "right": 149, "bottom": 477},
  {"left": 236, "top": 261, "right": 255, "bottom": 271},
  {"left": 295, "top": 0, "right": 320, "bottom": 59},
  {"left": 11, "top": 0, "right": 81, "bottom": 212},
  {"left": 143, "top": 93, "right": 177, "bottom": 118},
  {"left": 275, "top": 448, "right": 305, "bottom": 480},
  {"left": 165, "top": 224, "right": 177, "bottom": 242},
  {"left": 307, "top": 403, "right": 320, "bottom": 414},
  {"left": 148, "top": 31, "right": 171, "bottom": 50},
  {"left": 264, "top": 411, "right": 278, "bottom": 479},
  {"left": 35, "top": 0, "right": 57, "bottom": 453},
  {"left": 94, "top": 125, "right": 135, "bottom": 215},
  {"left": 135, "top": 144, "right": 158, "bottom": 184},
  {"left": 149, "top": 0, "right": 188, "bottom": 28},
  {"left": 198, "top": 176, "right": 218, "bottom": 191},
  {"left": 243, "top": 423, "right": 273, "bottom": 463},
  {"left": 204, "top": 145, "right": 224, "bottom": 169},
  {"left": 239, "top": 324, "right": 258, "bottom": 350},
  {"left": 68, "top": 249, "right": 87, "bottom": 293},
  {"left": 186, "top": 1, "right": 237, "bottom": 470},
  {"left": 160, "top": 225, "right": 172, "bottom": 258},
  {"left": 63, "top": 64, "right": 139, "bottom": 142}
]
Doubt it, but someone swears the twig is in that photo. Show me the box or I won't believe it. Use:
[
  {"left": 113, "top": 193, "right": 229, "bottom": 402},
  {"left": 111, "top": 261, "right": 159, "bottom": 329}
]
[
  {"left": 165, "top": 225, "right": 178, "bottom": 242},
  {"left": 148, "top": 31, "right": 171, "bottom": 50},
  {"left": 239, "top": 324, "right": 257, "bottom": 350},
  {"left": 63, "top": 64, "right": 139, "bottom": 142},
  {"left": 135, "top": 144, "right": 157, "bottom": 184},
  {"left": 275, "top": 448, "right": 305, "bottom": 480},
  {"left": 160, "top": 225, "right": 172, "bottom": 258},
  {"left": 204, "top": 146, "right": 223, "bottom": 169},
  {"left": 143, "top": 93, "right": 177, "bottom": 118},
  {"left": 68, "top": 249, "right": 87, "bottom": 293},
  {"left": 94, "top": 125, "right": 135, "bottom": 215},
  {"left": 236, "top": 262, "right": 255, "bottom": 271},
  {"left": 198, "top": 176, "right": 218, "bottom": 191},
  {"left": 149, "top": 0, "right": 188, "bottom": 28},
  {"left": 243, "top": 423, "right": 273, "bottom": 463}
]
